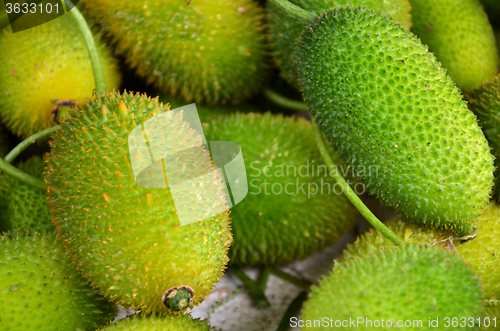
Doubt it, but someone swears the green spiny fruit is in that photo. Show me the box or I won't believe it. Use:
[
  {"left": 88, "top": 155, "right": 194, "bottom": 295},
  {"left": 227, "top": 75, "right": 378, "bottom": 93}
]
[
  {"left": 0, "top": 7, "right": 121, "bottom": 139},
  {"left": 202, "top": 112, "right": 357, "bottom": 266},
  {"left": 482, "top": 300, "right": 500, "bottom": 330},
  {"left": 157, "top": 95, "right": 259, "bottom": 123},
  {"left": 301, "top": 244, "right": 482, "bottom": 330},
  {"left": 82, "top": 0, "right": 268, "bottom": 105},
  {"left": 341, "top": 203, "right": 500, "bottom": 300},
  {"left": 410, "top": 0, "right": 498, "bottom": 91},
  {"left": 0, "top": 157, "right": 53, "bottom": 233},
  {"left": 267, "top": 0, "right": 412, "bottom": 89},
  {"left": 45, "top": 91, "right": 232, "bottom": 315},
  {"left": 467, "top": 74, "right": 500, "bottom": 202},
  {"left": 0, "top": 230, "right": 117, "bottom": 331},
  {"left": 98, "top": 314, "right": 212, "bottom": 331},
  {"left": 297, "top": 6, "right": 494, "bottom": 236}
]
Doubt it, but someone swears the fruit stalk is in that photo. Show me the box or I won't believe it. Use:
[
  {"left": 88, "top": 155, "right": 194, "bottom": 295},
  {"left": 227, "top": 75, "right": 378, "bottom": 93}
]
[
  {"left": 64, "top": 0, "right": 106, "bottom": 93},
  {"left": 231, "top": 267, "right": 270, "bottom": 308},
  {"left": 311, "top": 119, "right": 404, "bottom": 246},
  {"left": 0, "top": 158, "right": 44, "bottom": 190},
  {"left": 4, "top": 125, "right": 60, "bottom": 164},
  {"left": 263, "top": 89, "right": 308, "bottom": 111},
  {"left": 268, "top": 0, "right": 316, "bottom": 24}
]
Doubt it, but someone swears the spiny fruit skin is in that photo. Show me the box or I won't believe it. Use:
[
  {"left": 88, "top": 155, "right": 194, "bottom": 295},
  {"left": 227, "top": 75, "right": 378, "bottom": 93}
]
[
  {"left": 457, "top": 202, "right": 500, "bottom": 300},
  {"left": 297, "top": 6, "right": 495, "bottom": 236},
  {"left": 45, "top": 91, "right": 232, "bottom": 315},
  {"left": 410, "top": 0, "right": 499, "bottom": 91},
  {"left": 301, "top": 244, "right": 483, "bottom": 330},
  {"left": 0, "top": 8, "right": 121, "bottom": 139},
  {"left": 0, "top": 230, "right": 117, "bottom": 331},
  {"left": 267, "top": 0, "right": 412, "bottom": 89},
  {"left": 98, "top": 314, "right": 211, "bottom": 331},
  {"left": 341, "top": 203, "right": 500, "bottom": 300},
  {"left": 83, "top": 0, "right": 268, "bottom": 105},
  {"left": 0, "top": 157, "right": 53, "bottom": 233},
  {"left": 202, "top": 112, "right": 357, "bottom": 266},
  {"left": 482, "top": 300, "right": 500, "bottom": 331},
  {"left": 467, "top": 75, "right": 500, "bottom": 202}
]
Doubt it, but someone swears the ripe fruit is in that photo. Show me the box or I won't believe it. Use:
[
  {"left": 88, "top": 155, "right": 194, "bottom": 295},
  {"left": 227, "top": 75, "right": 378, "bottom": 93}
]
[
  {"left": 0, "top": 230, "right": 117, "bottom": 331},
  {"left": 83, "top": 0, "right": 268, "bottom": 105},
  {"left": 0, "top": 8, "right": 121, "bottom": 138},
  {"left": 45, "top": 91, "right": 232, "bottom": 315},
  {"left": 98, "top": 314, "right": 211, "bottom": 331},
  {"left": 341, "top": 203, "right": 500, "bottom": 300},
  {"left": 297, "top": 6, "right": 494, "bottom": 236},
  {"left": 267, "top": 0, "right": 412, "bottom": 89},
  {"left": 410, "top": 0, "right": 498, "bottom": 91},
  {"left": 202, "top": 112, "right": 357, "bottom": 265},
  {"left": 301, "top": 244, "right": 482, "bottom": 330},
  {"left": 467, "top": 75, "right": 500, "bottom": 201},
  {"left": 0, "top": 157, "right": 53, "bottom": 233}
]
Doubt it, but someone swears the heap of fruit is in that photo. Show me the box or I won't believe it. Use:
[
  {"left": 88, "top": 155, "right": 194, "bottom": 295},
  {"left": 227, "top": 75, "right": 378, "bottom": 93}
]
[{"left": 1, "top": 0, "right": 500, "bottom": 330}]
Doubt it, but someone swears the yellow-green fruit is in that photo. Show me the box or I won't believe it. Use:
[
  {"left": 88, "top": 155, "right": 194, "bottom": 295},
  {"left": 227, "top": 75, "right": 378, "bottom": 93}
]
[
  {"left": 0, "top": 7, "right": 121, "bottom": 139},
  {"left": 0, "top": 230, "right": 117, "bottom": 331},
  {"left": 267, "top": 0, "right": 412, "bottom": 89},
  {"left": 202, "top": 112, "right": 357, "bottom": 266},
  {"left": 341, "top": 203, "right": 500, "bottom": 300},
  {"left": 302, "top": 244, "right": 482, "bottom": 330},
  {"left": 467, "top": 75, "right": 500, "bottom": 202},
  {"left": 410, "top": 0, "right": 499, "bottom": 91},
  {"left": 83, "top": 0, "right": 268, "bottom": 105},
  {"left": 98, "top": 314, "right": 211, "bottom": 331},
  {"left": 482, "top": 300, "right": 500, "bottom": 330},
  {"left": 0, "top": 157, "right": 53, "bottom": 233},
  {"left": 297, "top": 6, "right": 495, "bottom": 236},
  {"left": 45, "top": 91, "right": 232, "bottom": 315}
]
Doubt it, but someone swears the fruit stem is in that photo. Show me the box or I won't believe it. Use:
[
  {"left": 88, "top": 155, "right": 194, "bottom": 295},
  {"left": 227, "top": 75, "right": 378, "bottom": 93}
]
[
  {"left": 276, "top": 291, "right": 308, "bottom": 331},
  {"left": 269, "top": 0, "right": 316, "bottom": 24},
  {"left": 0, "top": 158, "right": 45, "bottom": 190},
  {"left": 231, "top": 267, "right": 270, "bottom": 308},
  {"left": 270, "top": 268, "right": 311, "bottom": 289},
  {"left": 311, "top": 118, "right": 404, "bottom": 246},
  {"left": 263, "top": 89, "right": 308, "bottom": 112},
  {"left": 64, "top": 0, "right": 107, "bottom": 93},
  {"left": 4, "top": 125, "right": 60, "bottom": 164},
  {"left": 257, "top": 267, "right": 271, "bottom": 291}
]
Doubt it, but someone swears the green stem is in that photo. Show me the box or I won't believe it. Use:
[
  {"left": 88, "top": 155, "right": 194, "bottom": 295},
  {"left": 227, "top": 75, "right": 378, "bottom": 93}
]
[
  {"left": 257, "top": 267, "right": 271, "bottom": 291},
  {"left": 65, "top": 0, "right": 106, "bottom": 93},
  {"left": 4, "top": 125, "right": 60, "bottom": 164},
  {"left": 0, "top": 158, "right": 45, "bottom": 190},
  {"left": 231, "top": 267, "right": 270, "bottom": 308},
  {"left": 269, "top": 0, "right": 316, "bottom": 24},
  {"left": 270, "top": 268, "right": 311, "bottom": 289},
  {"left": 263, "top": 89, "right": 308, "bottom": 112},
  {"left": 276, "top": 291, "right": 308, "bottom": 331},
  {"left": 311, "top": 118, "right": 404, "bottom": 246}
]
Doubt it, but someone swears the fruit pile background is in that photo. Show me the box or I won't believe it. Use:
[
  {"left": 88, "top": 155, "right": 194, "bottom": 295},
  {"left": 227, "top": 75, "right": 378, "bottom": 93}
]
[{"left": 2, "top": 0, "right": 500, "bottom": 330}]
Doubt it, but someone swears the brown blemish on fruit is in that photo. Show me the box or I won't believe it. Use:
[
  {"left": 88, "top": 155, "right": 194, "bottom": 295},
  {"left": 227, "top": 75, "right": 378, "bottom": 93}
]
[{"left": 51, "top": 99, "right": 77, "bottom": 124}]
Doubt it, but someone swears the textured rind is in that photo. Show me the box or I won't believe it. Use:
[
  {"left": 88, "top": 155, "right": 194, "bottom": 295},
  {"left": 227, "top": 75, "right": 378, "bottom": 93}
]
[
  {"left": 98, "top": 314, "right": 211, "bottom": 331},
  {"left": 457, "top": 203, "right": 500, "bottom": 300},
  {"left": 467, "top": 75, "right": 500, "bottom": 202},
  {"left": 302, "top": 244, "right": 483, "bottom": 330},
  {"left": 0, "top": 230, "right": 117, "bottom": 331},
  {"left": 482, "top": 300, "right": 500, "bottom": 330},
  {"left": 0, "top": 157, "right": 53, "bottom": 233},
  {"left": 0, "top": 7, "right": 121, "bottom": 139},
  {"left": 341, "top": 203, "right": 500, "bottom": 300},
  {"left": 202, "top": 112, "right": 357, "bottom": 266},
  {"left": 267, "top": 0, "right": 412, "bottom": 89},
  {"left": 45, "top": 91, "right": 232, "bottom": 315},
  {"left": 410, "top": 0, "right": 499, "bottom": 91},
  {"left": 157, "top": 95, "right": 259, "bottom": 124},
  {"left": 297, "top": 7, "right": 495, "bottom": 236},
  {"left": 83, "top": 0, "right": 268, "bottom": 105}
]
